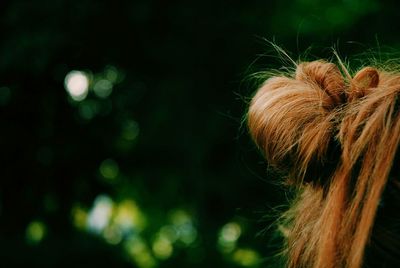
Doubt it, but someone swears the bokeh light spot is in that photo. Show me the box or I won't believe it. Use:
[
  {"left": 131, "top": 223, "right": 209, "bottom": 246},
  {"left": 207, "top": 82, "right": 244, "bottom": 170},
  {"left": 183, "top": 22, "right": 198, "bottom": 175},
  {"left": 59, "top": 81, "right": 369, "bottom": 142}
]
[
  {"left": 103, "top": 225, "right": 123, "bottom": 245},
  {"left": 104, "top": 65, "right": 119, "bottom": 83},
  {"left": 179, "top": 223, "right": 197, "bottom": 246},
  {"left": 152, "top": 235, "right": 173, "bottom": 260},
  {"left": 26, "top": 220, "right": 46, "bottom": 245},
  {"left": 72, "top": 206, "right": 88, "bottom": 230},
  {"left": 168, "top": 210, "right": 197, "bottom": 246},
  {"left": 221, "top": 222, "right": 241, "bottom": 242},
  {"left": 78, "top": 100, "right": 99, "bottom": 120},
  {"left": 93, "top": 79, "right": 113, "bottom": 98},
  {"left": 87, "top": 195, "right": 113, "bottom": 233},
  {"left": 170, "top": 209, "right": 191, "bottom": 226},
  {"left": 159, "top": 225, "right": 178, "bottom": 243},
  {"left": 124, "top": 237, "right": 157, "bottom": 268},
  {"left": 114, "top": 199, "right": 146, "bottom": 233},
  {"left": 122, "top": 120, "right": 140, "bottom": 141},
  {"left": 232, "top": 248, "right": 261, "bottom": 267},
  {"left": 64, "top": 70, "right": 89, "bottom": 101},
  {"left": 218, "top": 222, "right": 242, "bottom": 253},
  {"left": 99, "top": 159, "right": 119, "bottom": 181}
]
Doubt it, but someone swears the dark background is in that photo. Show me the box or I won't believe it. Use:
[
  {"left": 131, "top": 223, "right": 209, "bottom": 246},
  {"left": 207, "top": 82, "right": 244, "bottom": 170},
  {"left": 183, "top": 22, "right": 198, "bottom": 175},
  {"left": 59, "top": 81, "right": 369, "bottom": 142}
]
[{"left": 1, "top": 0, "right": 398, "bottom": 267}]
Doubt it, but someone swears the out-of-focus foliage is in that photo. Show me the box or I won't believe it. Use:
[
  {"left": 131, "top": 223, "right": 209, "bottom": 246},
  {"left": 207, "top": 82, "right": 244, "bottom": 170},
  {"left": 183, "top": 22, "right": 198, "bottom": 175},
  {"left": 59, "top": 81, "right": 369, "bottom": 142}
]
[{"left": 0, "top": 0, "right": 398, "bottom": 267}]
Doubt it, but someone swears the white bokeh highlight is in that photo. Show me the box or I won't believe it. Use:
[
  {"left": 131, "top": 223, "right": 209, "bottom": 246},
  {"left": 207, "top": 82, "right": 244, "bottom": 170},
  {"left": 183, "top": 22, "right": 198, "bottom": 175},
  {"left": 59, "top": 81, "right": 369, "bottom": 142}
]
[{"left": 64, "top": 70, "right": 89, "bottom": 101}]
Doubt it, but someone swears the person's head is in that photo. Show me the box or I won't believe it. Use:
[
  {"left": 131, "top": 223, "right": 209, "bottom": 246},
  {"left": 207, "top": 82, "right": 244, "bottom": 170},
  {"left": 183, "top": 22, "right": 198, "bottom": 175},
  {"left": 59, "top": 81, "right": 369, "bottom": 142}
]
[{"left": 247, "top": 58, "right": 400, "bottom": 268}]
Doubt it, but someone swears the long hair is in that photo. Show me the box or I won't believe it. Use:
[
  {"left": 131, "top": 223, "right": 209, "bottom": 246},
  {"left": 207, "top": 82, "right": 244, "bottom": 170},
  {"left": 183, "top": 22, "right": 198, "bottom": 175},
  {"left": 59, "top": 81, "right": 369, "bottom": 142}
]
[{"left": 247, "top": 58, "right": 400, "bottom": 268}]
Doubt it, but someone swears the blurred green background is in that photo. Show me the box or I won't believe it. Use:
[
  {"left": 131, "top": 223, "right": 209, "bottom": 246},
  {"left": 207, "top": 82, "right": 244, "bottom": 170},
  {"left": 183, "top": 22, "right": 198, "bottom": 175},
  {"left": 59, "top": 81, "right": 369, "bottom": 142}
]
[{"left": 1, "top": 0, "right": 399, "bottom": 267}]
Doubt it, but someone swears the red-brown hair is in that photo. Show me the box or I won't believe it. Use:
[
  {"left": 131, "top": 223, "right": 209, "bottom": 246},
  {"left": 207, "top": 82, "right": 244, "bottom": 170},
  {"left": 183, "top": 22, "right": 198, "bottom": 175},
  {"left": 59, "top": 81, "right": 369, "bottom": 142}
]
[{"left": 247, "top": 58, "right": 400, "bottom": 268}]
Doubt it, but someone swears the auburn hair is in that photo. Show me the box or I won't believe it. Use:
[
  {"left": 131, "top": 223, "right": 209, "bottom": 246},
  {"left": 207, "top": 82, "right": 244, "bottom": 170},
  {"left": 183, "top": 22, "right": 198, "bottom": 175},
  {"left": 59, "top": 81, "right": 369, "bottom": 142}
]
[{"left": 247, "top": 58, "right": 400, "bottom": 268}]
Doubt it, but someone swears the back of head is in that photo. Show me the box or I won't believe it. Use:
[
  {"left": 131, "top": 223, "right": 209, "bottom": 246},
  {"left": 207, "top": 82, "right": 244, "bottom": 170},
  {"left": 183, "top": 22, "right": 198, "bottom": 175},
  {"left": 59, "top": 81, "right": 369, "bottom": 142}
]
[{"left": 247, "top": 58, "right": 400, "bottom": 268}]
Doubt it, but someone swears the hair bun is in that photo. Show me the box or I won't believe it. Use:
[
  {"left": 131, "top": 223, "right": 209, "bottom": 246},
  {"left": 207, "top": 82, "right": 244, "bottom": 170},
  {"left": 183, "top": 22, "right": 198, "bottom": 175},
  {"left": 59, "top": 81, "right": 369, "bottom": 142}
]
[
  {"left": 349, "top": 67, "right": 379, "bottom": 101},
  {"left": 295, "top": 61, "right": 345, "bottom": 107},
  {"left": 247, "top": 62, "right": 341, "bottom": 183}
]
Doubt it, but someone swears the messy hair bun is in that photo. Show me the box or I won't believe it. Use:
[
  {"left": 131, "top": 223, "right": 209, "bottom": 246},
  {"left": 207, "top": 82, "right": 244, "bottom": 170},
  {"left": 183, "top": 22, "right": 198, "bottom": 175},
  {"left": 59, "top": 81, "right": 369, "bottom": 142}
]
[
  {"left": 248, "top": 58, "right": 400, "bottom": 268},
  {"left": 248, "top": 60, "right": 346, "bottom": 184}
]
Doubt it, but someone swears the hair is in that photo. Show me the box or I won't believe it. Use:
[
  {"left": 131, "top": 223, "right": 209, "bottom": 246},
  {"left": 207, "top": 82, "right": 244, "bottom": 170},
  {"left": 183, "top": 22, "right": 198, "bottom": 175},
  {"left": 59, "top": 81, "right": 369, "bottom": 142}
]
[{"left": 247, "top": 57, "right": 400, "bottom": 268}]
